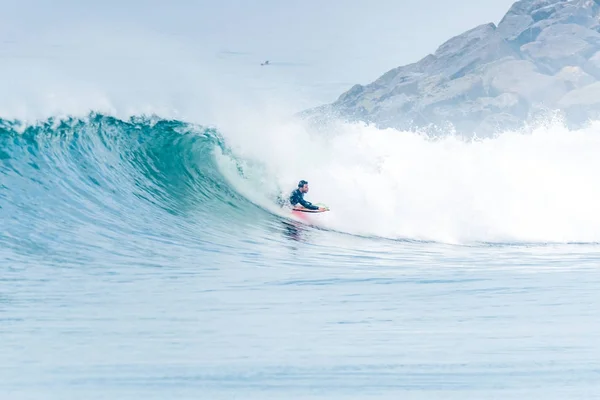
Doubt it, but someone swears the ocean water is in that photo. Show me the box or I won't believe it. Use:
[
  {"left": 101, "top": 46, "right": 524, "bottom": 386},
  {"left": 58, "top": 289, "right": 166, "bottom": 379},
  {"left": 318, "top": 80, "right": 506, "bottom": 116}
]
[
  {"left": 3, "top": 15, "right": 600, "bottom": 400},
  {"left": 3, "top": 113, "right": 600, "bottom": 400}
]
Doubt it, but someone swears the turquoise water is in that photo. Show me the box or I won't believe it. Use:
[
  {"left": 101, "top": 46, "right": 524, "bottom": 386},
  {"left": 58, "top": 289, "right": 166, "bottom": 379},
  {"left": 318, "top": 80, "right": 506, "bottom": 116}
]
[{"left": 2, "top": 114, "right": 600, "bottom": 399}]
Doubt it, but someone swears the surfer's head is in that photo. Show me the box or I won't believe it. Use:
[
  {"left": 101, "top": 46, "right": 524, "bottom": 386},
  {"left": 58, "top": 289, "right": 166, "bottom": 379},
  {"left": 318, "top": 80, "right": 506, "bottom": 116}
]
[{"left": 298, "top": 180, "right": 309, "bottom": 193}]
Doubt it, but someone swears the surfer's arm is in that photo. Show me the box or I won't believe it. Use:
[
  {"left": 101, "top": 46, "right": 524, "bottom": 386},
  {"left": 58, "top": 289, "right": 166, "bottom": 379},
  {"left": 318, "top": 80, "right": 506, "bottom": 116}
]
[{"left": 298, "top": 198, "right": 319, "bottom": 210}]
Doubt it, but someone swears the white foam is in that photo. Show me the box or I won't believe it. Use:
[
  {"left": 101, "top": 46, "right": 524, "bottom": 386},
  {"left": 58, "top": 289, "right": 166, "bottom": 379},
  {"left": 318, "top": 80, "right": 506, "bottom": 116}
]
[{"left": 219, "top": 116, "right": 600, "bottom": 244}]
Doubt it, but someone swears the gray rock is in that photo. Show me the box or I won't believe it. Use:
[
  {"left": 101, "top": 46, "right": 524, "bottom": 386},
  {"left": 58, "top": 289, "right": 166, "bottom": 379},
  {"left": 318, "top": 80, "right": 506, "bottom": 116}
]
[
  {"left": 583, "top": 49, "right": 600, "bottom": 77},
  {"left": 556, "top": 65, "right": 596, "bottom": 88},
  {"left": 557, "top": 81, "right": 600, "bottom": 123},
  {"left": 558, "top": 81, "right": 600, "bottom": 107},
  {"left": 521, "top": 24, "right": 600, "bottom": 72},
  {"left": 303, "top": 0, "right": 600, "bottom": 136}
]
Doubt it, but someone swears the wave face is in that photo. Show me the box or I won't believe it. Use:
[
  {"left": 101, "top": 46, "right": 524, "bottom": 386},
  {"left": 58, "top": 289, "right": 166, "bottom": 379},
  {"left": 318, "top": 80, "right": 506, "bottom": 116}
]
[{"left": 0, "top": 114, "right": 279, "bottom": 267}]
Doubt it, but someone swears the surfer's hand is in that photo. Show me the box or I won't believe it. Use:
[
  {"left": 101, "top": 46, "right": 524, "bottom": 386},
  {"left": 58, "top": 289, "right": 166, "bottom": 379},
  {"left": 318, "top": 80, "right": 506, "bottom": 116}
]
[{"left": 319, "top": 207, "right": 327, "bottom": 211}]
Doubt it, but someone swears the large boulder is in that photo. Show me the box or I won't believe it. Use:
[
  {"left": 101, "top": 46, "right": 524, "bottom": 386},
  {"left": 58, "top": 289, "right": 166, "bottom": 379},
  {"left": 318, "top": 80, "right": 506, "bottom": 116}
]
[{"left": 304, "top": 0, "right": 600, "bottom": 136}]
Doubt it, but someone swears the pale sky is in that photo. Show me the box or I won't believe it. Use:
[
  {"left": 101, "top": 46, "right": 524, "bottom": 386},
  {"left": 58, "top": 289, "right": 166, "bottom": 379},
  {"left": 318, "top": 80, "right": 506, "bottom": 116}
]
[
  {"left": 4, "top": 0, "right": 517, "bottom": 77},
  {"left": 1, "top": 0, "right": 519, "bottom": 117}
]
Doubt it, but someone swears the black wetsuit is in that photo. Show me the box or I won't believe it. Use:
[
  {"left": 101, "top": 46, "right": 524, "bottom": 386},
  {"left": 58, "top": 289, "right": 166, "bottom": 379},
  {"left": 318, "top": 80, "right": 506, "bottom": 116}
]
[{"left": 289, "top": 189, "right": 319, "bottom": 210}]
